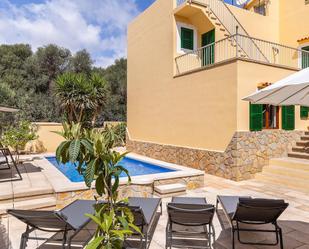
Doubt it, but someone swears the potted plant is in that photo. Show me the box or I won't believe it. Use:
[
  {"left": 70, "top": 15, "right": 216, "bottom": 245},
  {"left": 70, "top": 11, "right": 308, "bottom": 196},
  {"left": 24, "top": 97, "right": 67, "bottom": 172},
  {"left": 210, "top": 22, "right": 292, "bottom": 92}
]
[{"left": 56, "top": 122, "right": 141, "bottom": 249}]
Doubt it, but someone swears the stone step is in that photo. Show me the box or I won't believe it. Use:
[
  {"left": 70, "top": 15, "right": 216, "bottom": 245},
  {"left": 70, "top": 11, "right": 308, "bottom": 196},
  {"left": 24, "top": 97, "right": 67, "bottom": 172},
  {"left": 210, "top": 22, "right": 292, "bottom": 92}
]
[
  {"left": 215, "top": 22, "right": 221, "bottom": 26},
  {"left": 292, "top": 146, "right": 306, "bottom": 153},
  {"left": 0, "top": 196, "right": 56, "bottom": 215},
  {"left": 288, "top": 152, "right": 309, "bottom": 160},
  {"left": 296, "top": 141, "right": 308, "bottom": 147},
  {"left": 263, "top": 165, "right": 309, "bottom": 181},
  {"left": 269, "top": 157, "right": 309, "bottom": 171},
  {"left": 0, "top": 193, "right": 55, "bottom": 204},
  {"left": 255, "top": 172, "right": 309, "bottom": 192},
  {"left": 0, "top": 186, "right": 54, "bottom": 201},
  {"left": 305, "top": 131, "right": 309, "bottom": 135},
  {"left": 300, "top": 136, "right": 309, "bottom": 141},
  {"left": 154, "top": 183, "right": 186, "bottom": 198},
  {"left": 210, "top": 16, "right": 217, "bottom": 20}
]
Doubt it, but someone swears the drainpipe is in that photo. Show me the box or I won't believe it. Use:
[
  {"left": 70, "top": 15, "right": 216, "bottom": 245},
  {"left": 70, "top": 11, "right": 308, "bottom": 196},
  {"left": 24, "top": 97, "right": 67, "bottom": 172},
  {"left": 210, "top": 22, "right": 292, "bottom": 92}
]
[{"left": 236, "top": 25, "right": 239, "bottom": 58}]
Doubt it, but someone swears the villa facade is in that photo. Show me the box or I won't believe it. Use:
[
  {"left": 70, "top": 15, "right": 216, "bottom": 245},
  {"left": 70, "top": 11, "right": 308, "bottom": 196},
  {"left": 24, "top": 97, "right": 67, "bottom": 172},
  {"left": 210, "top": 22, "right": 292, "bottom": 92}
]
[{"left": 127, "top": 0, "right": 309, "bottom": 180}]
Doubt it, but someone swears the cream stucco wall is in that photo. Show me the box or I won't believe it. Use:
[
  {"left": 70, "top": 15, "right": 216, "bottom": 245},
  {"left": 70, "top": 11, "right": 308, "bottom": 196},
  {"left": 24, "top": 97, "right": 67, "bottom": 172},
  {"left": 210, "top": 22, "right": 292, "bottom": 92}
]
[
  {"left": 34, "top": 123, "right": 64, "bottom": 153},
  {"left": 279, "top": 0, "right": 309, "bottom": 48},
  {"left": 228, "top": 2, "right": 279, "bottom": 42},
  {"left": 128, "top": 0, "right": 238, "bottom": 151}
]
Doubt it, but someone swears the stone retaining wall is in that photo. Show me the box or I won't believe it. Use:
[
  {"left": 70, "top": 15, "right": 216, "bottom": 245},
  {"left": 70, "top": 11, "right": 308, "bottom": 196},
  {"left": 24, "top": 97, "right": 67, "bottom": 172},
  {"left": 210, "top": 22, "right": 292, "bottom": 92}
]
[
  {"left": 55, "top": 183, "right": 153, "bottom": 209},
  {"left": 55, "top": 175, "right": 203, "bottom": 209},
  {"left": 127, "top": 130, "right": 304, "bottom": 181}
]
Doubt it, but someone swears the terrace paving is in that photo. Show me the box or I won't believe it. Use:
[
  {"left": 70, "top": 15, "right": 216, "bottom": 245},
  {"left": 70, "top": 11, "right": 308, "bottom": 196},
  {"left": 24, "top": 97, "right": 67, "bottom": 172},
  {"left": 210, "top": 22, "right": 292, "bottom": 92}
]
[{"left": 0, "top": 169, "right": 309, "bottom": 248}]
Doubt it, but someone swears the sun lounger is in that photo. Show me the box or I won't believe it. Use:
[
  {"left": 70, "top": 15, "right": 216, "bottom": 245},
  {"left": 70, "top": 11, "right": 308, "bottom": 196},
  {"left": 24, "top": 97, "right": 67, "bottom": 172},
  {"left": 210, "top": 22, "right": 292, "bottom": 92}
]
[
  {"left": 0, "top": 146, "right": 22, "bottom": 182},
  {"left": 216, "top": 195, "right": 289, "bottom": 249},
  {"left": 8, "top": 197, "right": 162, "bottom": 249},
  {"left": 166, "top": 197, "right": 215, "bottom": 249},
  {"left": 8, "top": 200, "right": 96, "bottom": 249},
  {"left": 123, "top": 197, "right": 162, "bottom": 249}
]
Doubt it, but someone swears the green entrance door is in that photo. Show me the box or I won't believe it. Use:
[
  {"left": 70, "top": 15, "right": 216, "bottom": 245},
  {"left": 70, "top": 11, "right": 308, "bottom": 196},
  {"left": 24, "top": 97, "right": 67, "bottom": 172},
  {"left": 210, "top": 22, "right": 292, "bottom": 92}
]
[
  {"left": 201, "top": 29, "right": 215, "bottom": 66},
  {"left": 302, "top": 46, "right": 309, "bottom": 69}
]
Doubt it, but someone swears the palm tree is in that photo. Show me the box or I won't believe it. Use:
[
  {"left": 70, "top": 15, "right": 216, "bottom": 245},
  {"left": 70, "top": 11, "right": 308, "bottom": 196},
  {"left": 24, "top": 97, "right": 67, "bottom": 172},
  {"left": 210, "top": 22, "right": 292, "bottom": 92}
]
[{"left": 55, "top": 73, "right": 106, "bottom": 125}]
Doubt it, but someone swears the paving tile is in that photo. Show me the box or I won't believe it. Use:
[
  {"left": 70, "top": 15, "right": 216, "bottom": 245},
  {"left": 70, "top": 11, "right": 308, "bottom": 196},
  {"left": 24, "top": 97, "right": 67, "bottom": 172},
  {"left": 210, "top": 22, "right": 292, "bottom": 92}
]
[
  {"left": 1, "top": 163, "right": 309, "bottom": 249},
  {"left": 296, "top": 245, "right": 309, "bottom": 249}
]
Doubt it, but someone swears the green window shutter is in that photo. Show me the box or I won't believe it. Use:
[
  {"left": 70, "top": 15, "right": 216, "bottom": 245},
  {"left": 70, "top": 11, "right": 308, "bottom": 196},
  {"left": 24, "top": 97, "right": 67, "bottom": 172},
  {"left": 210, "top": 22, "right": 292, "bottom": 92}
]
[
  {"left": 302, "top": 46, "right": 309, "bottom": 69},
  {"left": 300, "top": 106, "right": 309, "bottom": 119},
  {"left": 282, "top": 106, "right": 295, "bottom": 130},
  {"left": 249, "top": 103, "right": 263, "bottom": 131},
  {"left": 181, "top": 27, "right": 194, "bottom": 50}
]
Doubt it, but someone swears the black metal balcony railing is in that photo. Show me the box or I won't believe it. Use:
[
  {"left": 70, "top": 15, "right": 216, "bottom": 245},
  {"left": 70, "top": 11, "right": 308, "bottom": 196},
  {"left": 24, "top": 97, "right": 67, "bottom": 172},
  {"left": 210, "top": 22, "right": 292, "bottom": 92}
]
[{"left": 175, "top": 34, "right": 309, "bottom": 75}]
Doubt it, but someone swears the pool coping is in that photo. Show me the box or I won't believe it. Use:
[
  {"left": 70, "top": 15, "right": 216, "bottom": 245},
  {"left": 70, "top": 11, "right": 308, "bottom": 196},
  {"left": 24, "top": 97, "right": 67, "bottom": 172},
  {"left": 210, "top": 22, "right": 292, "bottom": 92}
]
[{"left": 33, "top": 153, "right": 204, "bottom": 193}]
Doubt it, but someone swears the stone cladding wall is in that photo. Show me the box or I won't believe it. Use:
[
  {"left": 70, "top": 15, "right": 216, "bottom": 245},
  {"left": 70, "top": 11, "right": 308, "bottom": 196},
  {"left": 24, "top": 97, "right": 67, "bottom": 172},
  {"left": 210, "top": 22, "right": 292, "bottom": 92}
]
[
  {"left": 55, "top": 176, "right": 203, "bottom": 209},
  {"left": 127, "top": 130, "right": 304, "bottom": 181}
]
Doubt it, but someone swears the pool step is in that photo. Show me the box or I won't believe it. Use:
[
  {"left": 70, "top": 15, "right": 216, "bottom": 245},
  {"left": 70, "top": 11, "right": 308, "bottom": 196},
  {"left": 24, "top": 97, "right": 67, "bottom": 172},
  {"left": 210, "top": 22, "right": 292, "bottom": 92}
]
[
  {"left": 154, "top": 183, "right": 186, "bottom": 197},
  {"left": 0, "top": 194, "right": 56, "bottom": 215}
]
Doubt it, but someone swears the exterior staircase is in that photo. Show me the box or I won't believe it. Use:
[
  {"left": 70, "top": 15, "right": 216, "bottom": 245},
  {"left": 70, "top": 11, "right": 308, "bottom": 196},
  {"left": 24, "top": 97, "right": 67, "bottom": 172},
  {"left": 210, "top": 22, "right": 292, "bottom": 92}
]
[
  {"left": 255, "top": 157, "right": 309, "bottom": 193},
  {"left": 288, "top": 131, "right": 309, "bottom": 160},
  {"left": 188, "top": 0, "right": 269, "bottom": 62}
]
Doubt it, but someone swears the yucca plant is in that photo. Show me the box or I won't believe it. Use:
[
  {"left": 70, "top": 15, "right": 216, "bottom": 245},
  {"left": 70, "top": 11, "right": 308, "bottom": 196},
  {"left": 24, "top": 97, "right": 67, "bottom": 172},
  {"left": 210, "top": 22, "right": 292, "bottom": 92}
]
[
  {"left": 55, "top": 73, "right": 107, "bottom": 125},
  {"left": 55, "top": 122, "right": 141, "bottom": 249}
]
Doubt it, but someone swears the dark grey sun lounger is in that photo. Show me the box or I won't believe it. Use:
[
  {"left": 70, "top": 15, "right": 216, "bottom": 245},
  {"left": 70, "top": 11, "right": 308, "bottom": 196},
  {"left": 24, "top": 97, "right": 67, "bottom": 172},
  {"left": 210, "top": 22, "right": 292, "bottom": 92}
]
[
  {"left": 216, "top": 195, "right": 289, "bottom": 249},
  {"left": 0, "top": 146, "right": 22, "bottom": 182},
  {"left": 9, "top": 197, "right": 162, "bottom": 249},
  {"left": 124, "top": 197, "right": 162, "bottom": 249},
  {"left": 166, "top": 197, "right": 215, "bottom": 249},
  {"left": 8, "top": 200, "right": 96, "bottom": 249}
]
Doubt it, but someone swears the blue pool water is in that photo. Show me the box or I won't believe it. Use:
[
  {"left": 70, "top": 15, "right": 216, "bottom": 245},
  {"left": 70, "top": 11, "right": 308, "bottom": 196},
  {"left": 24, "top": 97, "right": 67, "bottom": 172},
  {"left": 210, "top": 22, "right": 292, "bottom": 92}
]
[{"left": 46, "top": 156, "right": 177, "bottom": 182}]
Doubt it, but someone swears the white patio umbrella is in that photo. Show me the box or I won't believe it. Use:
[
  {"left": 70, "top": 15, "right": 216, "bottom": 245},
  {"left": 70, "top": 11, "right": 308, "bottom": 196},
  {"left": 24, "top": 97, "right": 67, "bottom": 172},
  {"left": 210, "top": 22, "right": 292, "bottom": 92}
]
[{"left": 243, "top": 67, "right": 309, "bottom": 106}]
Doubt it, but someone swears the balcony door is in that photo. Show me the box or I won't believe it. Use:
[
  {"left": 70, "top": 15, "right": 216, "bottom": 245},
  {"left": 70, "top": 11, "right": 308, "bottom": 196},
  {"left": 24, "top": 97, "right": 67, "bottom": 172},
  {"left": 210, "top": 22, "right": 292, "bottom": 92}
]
[
  {"left": 201, "top": 29, "right": 215, "bottom": 66},
  {"left": 302, "top": 46, "right": 309, "bottom": 69}
]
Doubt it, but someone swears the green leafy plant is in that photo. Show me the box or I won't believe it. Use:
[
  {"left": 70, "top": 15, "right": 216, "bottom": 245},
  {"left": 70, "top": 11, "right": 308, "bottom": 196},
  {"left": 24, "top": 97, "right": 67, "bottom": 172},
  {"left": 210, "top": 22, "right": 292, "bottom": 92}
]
[
  {"left": 1, "top": 120, "right": 38, "bottom": 163},
  {"left": 112, "top": 123, "right": 126, "bottom": 147},
  {"left": 56, "top": 122, "right": 140, "bottom": 249},
  {"left": 103, "top": 122, "right": 126, "bottom": 147}
]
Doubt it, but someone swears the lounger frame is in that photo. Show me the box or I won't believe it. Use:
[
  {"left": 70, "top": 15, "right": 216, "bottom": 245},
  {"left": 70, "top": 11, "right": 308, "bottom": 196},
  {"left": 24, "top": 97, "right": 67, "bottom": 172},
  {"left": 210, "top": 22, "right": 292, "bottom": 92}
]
[
  {"left": 124, "top": 199, "right": 162, "bottom": 249},
  {"left": 216, "top": 196, "right": 288, "bottom": 249},
  {"left": 166, "top": 202, "right": 215, "bottom": 249},
  {"left": 8, "top": 200, "right": 95, "bottom": 249},
  {"left": 0, "top": 147, "right": 22, "bottom": 182}
]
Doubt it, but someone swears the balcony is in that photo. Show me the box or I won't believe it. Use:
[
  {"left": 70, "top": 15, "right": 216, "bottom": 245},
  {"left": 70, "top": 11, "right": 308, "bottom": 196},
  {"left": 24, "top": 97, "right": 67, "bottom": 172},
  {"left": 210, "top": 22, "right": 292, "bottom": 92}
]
[{"left": 175, "top": 34, "right": 309, "bottom": 75}]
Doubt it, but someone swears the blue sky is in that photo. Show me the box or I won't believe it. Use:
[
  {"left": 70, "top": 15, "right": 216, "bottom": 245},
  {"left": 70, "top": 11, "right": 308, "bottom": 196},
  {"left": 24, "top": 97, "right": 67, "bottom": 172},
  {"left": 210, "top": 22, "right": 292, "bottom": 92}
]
[{"left": 0, "top": 0, "right": 240, "bottom": 67}]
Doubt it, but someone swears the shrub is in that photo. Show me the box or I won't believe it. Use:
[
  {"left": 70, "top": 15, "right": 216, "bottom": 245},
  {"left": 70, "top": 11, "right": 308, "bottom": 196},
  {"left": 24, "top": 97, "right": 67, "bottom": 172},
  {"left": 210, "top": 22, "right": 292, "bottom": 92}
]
[{"left": 1, "top": 120, "right": 38, "bottom": 163}]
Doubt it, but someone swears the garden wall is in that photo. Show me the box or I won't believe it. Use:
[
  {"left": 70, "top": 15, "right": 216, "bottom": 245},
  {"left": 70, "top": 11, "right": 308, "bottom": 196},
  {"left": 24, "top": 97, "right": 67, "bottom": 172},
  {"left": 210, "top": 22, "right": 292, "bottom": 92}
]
[{"left": 26, "top": 122, "right": 64, "bottom": 153}]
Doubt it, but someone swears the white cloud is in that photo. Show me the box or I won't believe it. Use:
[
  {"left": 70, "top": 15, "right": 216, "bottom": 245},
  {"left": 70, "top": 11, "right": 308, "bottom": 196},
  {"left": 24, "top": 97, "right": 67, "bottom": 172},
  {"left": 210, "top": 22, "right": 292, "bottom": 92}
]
[{"left": 0, "top": 0, "right": 140, "bottom": 67}]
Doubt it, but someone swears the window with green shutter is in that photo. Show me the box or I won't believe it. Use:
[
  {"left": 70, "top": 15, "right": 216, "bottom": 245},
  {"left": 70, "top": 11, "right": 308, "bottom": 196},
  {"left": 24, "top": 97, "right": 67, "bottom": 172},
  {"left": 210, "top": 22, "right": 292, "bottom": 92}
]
[
  {"left": 249, "top": 103, "right": 263, "bottom": 131},
  {"left": 181, "top": 27, "right": 194, "bottom": 50},
  {"left": 282, "top": 106, "right": 295, "bottom": 130},
  {"left": 302, "top": 46, "right": 309, "bottom": 69},
  {"left": 300, "top": 106, "right": 309, "bottom": 119}
]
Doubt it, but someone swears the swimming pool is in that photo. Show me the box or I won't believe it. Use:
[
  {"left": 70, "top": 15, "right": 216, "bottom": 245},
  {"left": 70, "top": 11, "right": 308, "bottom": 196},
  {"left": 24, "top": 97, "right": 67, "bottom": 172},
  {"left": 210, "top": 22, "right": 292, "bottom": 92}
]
[{"left": 45, "top": 156, "right": 177, "bottom": 182}]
